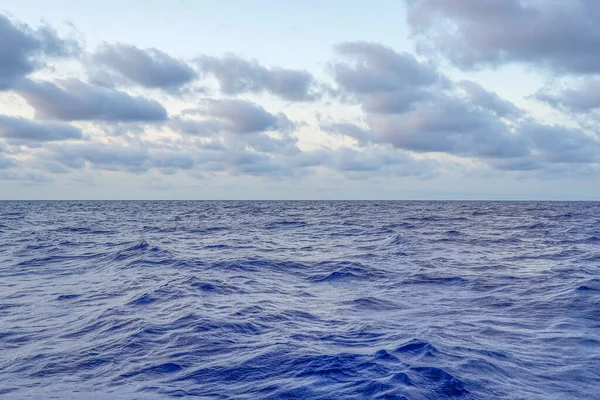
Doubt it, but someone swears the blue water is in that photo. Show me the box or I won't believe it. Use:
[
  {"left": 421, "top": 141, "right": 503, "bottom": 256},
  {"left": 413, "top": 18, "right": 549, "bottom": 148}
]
[{"left": 0, "top": 201, "right": 599, "bottom": 399}]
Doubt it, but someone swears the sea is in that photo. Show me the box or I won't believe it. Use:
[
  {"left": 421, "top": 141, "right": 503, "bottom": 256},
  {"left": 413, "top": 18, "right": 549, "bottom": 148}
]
[{"left": 0, "top": 201, "right": 599, "bottom": 399}]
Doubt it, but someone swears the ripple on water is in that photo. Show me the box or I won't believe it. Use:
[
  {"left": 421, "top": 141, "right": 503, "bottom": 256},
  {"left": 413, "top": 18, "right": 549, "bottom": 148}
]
[{"left": 1, "top": 200, "right": 599, "bottom": 399}]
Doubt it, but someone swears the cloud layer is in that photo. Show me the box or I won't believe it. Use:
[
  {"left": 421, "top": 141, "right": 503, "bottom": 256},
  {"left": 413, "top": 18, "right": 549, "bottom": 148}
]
[
  {"left": 0, "top": 7, "right": 599, "bottom": 191},
  {"left": 0, "top": 14, "right": 79, "bottom": 90},
  {"left": 16, "top": 78, "right": 168, "bottom": 122},
  {"left": 406, "top": 0, "right": 600, "bottom": 74},
  {"left": 328, "top": 40, "right": 600, "bottom": 172},
  {"left": 92, "top": 43, "right": 197, "bottom": 90},
  {"left": 197, "top": 54, "right": 319, "bottom": 101},
  {"left": 0, "top": 115, "right": 83, "bottom": 142}
]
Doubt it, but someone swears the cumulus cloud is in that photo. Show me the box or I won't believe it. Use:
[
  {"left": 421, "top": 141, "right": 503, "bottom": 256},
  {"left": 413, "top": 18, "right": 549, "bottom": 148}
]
[
  {"left": 321, "top": 122, "right": 373, "bottom": 145},
  {"left": 169, "top": 118, "right": 226, "bottom": 137},
  {"left": 196, "top": 54, "right": 318, "bottom": 101},
  {"left": 366, "top": 96, "right": 527, "bottom": 158},
  {"left": 519, "top": 122, "right": 600, "bottom": 164},
  {"left": 0, "top": 115, "right": 83, "bottom": 142},
  {"left": 533, "top": 78, "right": 600, "bottom": 113},
  {"left": 189, "top": 145, "right": 432, "bottom": 179},
  {"left": 92, "top": 43, "right": 197, "bottom": 90},
  {"left": 325, "top": 146, "right": 436, "bottom": 177},
  {"left": 2, "top": 10, "right": 598, "bottom": 189},
  {"left": 170, "top": 100, "right": 301, "bottom": 162},
  {"left": 15, "top": 78, "right": 168, "bottom": 122},
  {"left": 45, "top": 142, "right": 195, "bottom": 173},
  {"left": 330, "top": 41, "right": 600, "bottom": 172},
  {"left": 331, "top": 42, "right": 526, "bottom": 159},
  {"left": 405, "top": 0, "right": 600, "bottom": 74},
  {"left": 332, "top": 41, "right": 443, "bottom": 113},
  {"left": 37, "top": 139, "right": 295, "bottom": 178},
  {"left": 0, "top": 14, "right": 79, "bottom": 90},
  {"left": 0, "top": 169, "right": 52, "bottom": 183},
  {"left": 458, "top": 80, "right": 524, "bottom": 118},
  {"left": 200, "top": 99, "right": 293, "bottom": 133},
  {"left": 0, "top": 154, "right": 17, "bottom": 169},
  {"left": 178, "top": 99, "right": 293, "bottom": 134}
]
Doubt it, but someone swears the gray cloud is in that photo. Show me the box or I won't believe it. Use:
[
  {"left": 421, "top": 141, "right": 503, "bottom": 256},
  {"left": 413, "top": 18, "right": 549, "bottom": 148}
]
[
  {"left": 4, "top": 10, "right": 597, "bottom": 187},
  {"left": 40, "top": 139, "right": 299, "bottom": 178},
  {"left": 170, "top": 99, "right": 300, "bottom": 162},
  {"left": 203, "top": 99, "right": 291, "bottom": 133},
  {"left": 332, "top": 41, "right": 444, "bottom": 113},
  {"left": 92, "top": 43, "right": 197, "bottom": 90},
  {"left": 326, "top": 146, "right": 435, "bottom": 177},
  {"left": 15, "top": 78, "right": 168, "bottom": 122},
  {"left": 188, "top": 145, "right": 432, "bottom": 179},
  {"left": 330, "top": 109, "right": 600, "bottom": 172},
  {"left": 366, "top": 95, "right": 528, "bottom": 158},
  {"left": 519, "top": 122, "right": 600, "bottom": 164},
  {"left": 328, "top": 40, "right": 600, "bottom": 172},
  {"left": 169, "top": 117, "right": 226, "bottom": 137},
  {"left": 26, "top": 118, "right": 435, "bottom": 180},
  {"left": 0, "top": 154, "right": 17, "bottom": 169},
  {"left": 534, "top": 78, "right": 600, "bottom": 113},
  {"left": 330, "top": 42, "right": 528, "bottom": 160},
  {"left": 0, "top": 14, "right": 79, "bottom": 90},
  {"left": 458, "top": 80, "right": 524, "bottom": 118},
  {"left": 321, "top": 122, "right": 373, "bottom": 145},
  {"left": 406, "top": 0, "right": 600, "bottom": 73},
  {"left": 197, "top": 54, "right": 318, "bottom": 101},
  {"left": 0, "top": 170, "right": 52, "bottom": 183},
  {"left": 328, "top": 41, "right": 600, "bottom": 171},
  {"left": 184, "top": 99, "right": 293, "bottom": 134},
  {"left": 488, "top": 157, "right": 544, "bottom": 172},
  {"left": 47, "top": 142, "right": 195, "bottom": 173},
  {"left": 0, "top": 115, "right": 83, "bottom": 142}
]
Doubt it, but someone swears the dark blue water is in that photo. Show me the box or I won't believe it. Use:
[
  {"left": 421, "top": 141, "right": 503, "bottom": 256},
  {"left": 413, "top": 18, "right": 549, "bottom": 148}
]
[{"left": 0, "top": 201, "right": 599, "bottom": 399}]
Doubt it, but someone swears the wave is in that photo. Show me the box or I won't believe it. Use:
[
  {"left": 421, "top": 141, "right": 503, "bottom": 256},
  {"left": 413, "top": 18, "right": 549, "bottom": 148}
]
[{"left": 1, "top": 200, "right": 600, "bottom": 399}]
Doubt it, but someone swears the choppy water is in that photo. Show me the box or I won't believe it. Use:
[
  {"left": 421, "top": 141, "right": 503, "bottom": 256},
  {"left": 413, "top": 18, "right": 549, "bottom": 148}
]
[{"left": 0, "top": 201, "right": 599, "bottom": 399}]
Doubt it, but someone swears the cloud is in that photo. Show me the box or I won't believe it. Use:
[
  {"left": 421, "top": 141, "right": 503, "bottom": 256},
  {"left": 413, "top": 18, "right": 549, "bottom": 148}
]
[
  {"left": 169, "top": 117, "right": 226, "bottom": 137},
  {"left": 0, "top": 170, "right": 52, "bottom": 183},
  {"left": 196, "top": 54, "right": 318, "bottom": 101},
  {"left": 405, "top": 0, "right": 600, "bottom": 74},
  {"left": 533, "top": 78, "right": 600, "bottom": 113},
  {"left": 325, "top": 146, "right": 436, "bottom": 177},
  {"left": 171, "top": 99, "right": 300, "bottom": 161},
  {"left": 181, "top": 99, "right": 294, "bottom": 134},
  {"left": 330, "top": 108, "right": 600, "bottom": 172},
  {"left": 15, "top": 78, "right": 168, "bottom": 122},
  {"left": 329, "top": 41, "right": 600, "bottom": 172},
  {"left": 0, "top": 155, "right": 17, "bottom": 169},
  {"left": 45, "top": 142, "right": 195, "bottom": 173},
  {"left": 0, "top": 115, "right": 83, "bottom": 142},
  {"left": 2, "top": 11, "right": 597, "bottom": 191},
  {"left": 39, "top": 139, "right": 298, "bottom": 177},
  {"left": 332, "top": 41, "right": 444, "bottom": 113},
  {"left": 321, "top": 122, "right": 373, "bottom": 145},
  {"left": 331, "top": 42, "right": 527, "bottom": 159},
  {"left": 458, "top": 80, "right": 524, "bottom": 118},
  {"left": 189, "top": 145, "right": 433, "bottom": 179},
  {"left": 92, "top": 43, "right": 197, "bottom": 90},
  {"left": 0, "top": 14, "right": 79, "bottom": 90},
  {"left": 519, "top": 122, "right": 600, "bottom": 164},
  {"left": 26, "top": 119, "right": 435, "bottom": 180},
  {"left": 367, "top": 95, "right": 527, "bottom": 158}
]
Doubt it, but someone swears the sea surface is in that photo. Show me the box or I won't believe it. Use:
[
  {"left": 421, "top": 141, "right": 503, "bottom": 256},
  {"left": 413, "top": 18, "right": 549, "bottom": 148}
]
[{"left": 0, "top": 201, "right": 599, "bottom": 399}]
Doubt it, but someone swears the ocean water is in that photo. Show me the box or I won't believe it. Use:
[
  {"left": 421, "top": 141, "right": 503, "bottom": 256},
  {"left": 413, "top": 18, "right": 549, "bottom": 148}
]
[{"left": 0, "top": 201, "right": 599, "bottom": 400}]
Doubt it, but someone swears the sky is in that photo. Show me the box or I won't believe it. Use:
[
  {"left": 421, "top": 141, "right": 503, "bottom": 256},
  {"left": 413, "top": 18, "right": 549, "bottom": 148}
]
[{"left": 1, "top": 0, "right": 599, "bottom": 200}]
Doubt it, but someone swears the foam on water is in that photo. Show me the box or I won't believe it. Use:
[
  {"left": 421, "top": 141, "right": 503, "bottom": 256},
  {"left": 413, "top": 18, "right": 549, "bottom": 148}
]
[{"left": 1, "top": 201, "right": 599, "bottom": 399}]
